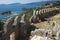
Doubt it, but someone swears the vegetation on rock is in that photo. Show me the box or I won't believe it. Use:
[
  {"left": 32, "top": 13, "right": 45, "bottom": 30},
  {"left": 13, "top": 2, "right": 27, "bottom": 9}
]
[{"left": 0, "top": 21, "right": 4, "bottom": 30}]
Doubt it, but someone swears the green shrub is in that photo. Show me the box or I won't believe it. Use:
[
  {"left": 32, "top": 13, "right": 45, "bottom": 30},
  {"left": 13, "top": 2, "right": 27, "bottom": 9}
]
[{"left": 0, "top": 21, "right": 4, "bottom": 30}]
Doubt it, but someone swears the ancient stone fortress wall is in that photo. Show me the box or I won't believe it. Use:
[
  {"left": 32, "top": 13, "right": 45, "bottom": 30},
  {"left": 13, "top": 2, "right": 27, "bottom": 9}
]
[
  {"left": 0, "top": 13, "right": 30, "bottom": 40},
  {"left": 0, "top": 16, "right": 19, "bottom": 40},
  {"left": 0, "top": 7, "right": 60, "bottom": 40},
  {"left": 29, "top": 7, "right": 60, "bottom": 23},
  {"left": 29, "top": 7, "right": 60, "bottom": 40}
]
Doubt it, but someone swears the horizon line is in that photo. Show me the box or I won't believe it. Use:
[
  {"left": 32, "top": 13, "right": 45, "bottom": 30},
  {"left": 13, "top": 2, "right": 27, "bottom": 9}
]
[{"left": 0, "top": 0, "right": 59, "bottom": 5}]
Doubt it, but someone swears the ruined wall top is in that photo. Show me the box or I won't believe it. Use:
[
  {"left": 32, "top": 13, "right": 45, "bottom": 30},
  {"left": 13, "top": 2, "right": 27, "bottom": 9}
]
[
  {"left": 33, "top": 7, "right": 59, "bottom": 15},
  {"left": 3, "top": 16, "right": 15, "bottom": 33},
  {"left": 20, "top": 14, "right": 26, "bottom": 23},
  {"left": 13, "top": 16, "right": 19, "bottom": 26}
]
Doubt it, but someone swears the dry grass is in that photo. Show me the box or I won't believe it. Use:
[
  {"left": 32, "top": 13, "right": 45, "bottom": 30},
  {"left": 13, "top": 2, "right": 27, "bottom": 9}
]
[
  {"left": 33, "top": 21, "right": 53, "bottom": 30},
  {"left": 33, "top": 13, "right": 60, "bottom": 30},
  {"left": 50, "top": 13, "right": 60, "bottom": 22}
]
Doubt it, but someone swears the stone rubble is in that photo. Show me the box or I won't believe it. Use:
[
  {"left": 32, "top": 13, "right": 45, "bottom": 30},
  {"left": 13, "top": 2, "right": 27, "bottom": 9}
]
[
  {"left": 31, "top": 35, "right": 52, "bottom": 40},
  {"left": 30, "top": 21, "right": 60, "bottom": 40}
]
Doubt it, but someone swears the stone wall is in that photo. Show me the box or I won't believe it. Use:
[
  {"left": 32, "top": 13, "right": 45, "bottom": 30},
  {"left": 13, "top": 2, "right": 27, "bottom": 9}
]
[
  {"left": 0, "top": 7, "right": 60, "bottom": 40},
  {"left": 0, "top": 14, "right": 30, "bottom": 40},
  {"left": 29, "top": 7, "right": 60, "bottom": 23},
  {"left": 1, "top": 16, "right": 20, "bottom": 40}
]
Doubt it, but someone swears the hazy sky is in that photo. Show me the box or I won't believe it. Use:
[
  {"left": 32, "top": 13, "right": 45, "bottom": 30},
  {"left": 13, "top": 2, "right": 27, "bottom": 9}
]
[{"left": 0, "top": 0, "right": 59, "bottom": 4}]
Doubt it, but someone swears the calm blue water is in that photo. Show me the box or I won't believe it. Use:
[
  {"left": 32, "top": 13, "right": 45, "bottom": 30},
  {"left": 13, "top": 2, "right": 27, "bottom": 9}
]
[
  {"left": 0, "top": 1, "right": 51, "bottom": 21},
  {"left": 0, "top": 12, "right": 18, "bottom": 21}
]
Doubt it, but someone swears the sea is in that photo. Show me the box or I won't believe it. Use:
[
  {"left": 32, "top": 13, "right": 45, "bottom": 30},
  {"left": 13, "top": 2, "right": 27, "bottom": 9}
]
[
  {"left": 0, "top": 12, "right": 18, "bottom": 22},
  {"left": 0, "top": 1, "right": 57, "bottom": 21}
]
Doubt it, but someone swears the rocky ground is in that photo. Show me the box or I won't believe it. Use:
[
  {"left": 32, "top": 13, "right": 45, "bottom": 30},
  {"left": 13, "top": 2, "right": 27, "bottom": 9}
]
[
  {"left": 29, "top": 13, "right": 60, "bottom": 40},
  {"left": 50, "top": 13, "right": 60, "bottom": 22}
]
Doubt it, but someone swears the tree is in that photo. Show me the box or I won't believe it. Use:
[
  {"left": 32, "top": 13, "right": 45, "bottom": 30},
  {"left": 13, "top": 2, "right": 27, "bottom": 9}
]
[
  {"left": 45, "top": 2, "right": 50, "bottom": 5},
  {"left": 22, "top": 8, "right": 28, "bottom": 11},
  {"left": 53, "top": 1, "right": 60, "bottom": 6}
]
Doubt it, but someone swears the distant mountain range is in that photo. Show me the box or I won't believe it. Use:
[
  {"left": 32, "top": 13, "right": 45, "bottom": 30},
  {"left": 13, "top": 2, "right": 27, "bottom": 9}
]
[{"left": 0, "top": 1, "right": 58, "bottom": 13}]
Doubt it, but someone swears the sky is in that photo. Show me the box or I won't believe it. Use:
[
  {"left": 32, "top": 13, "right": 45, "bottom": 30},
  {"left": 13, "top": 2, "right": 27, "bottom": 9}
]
[{"left": 0, "top": 0, "right": 59, "bottom": 4}]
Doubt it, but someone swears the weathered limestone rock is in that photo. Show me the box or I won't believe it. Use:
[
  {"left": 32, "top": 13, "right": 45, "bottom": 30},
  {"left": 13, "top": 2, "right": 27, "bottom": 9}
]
[
  {"left": 29, "top": 16, "right": 33, "bottom": 23},
  {"left": 56, "top": 32, "right": 59, "bottom": 40},
  {"left": 56, "top": 30, "right": 60, "bottom": 40},
  {"left": 13, "top": 16, "right": 18, "bottom": 26},
  {"left": 33, "top": 10, "right": 36, "bottom": 19},
  {"left": 33, "top": 10, "right": 36, "bottom": 16},
  {"left": 3, "top": 17, "right": 14, "bottom": 33},
  {"left": 31, "top": 29, "right": 52, "bottom": 37},
  {"left": 36, "top": 10, "right": 39, "bottom": 15},
  {"left": 53, "top": 21, "right": 60, "bottom": 32},
  {"left": 39, "top": 10, "right": 41, "bottom": 14},
  {"left": 31, "top": 35, "right": 52, "bottom": 40},
  {"left": 20, "top": 14, "right": 26, "bottom": 23}
]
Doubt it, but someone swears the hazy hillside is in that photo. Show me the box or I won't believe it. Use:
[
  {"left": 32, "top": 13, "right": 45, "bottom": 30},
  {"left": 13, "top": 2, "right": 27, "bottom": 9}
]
[{"left": 0, "top": 1, "right": 57, "bottom": 13}]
